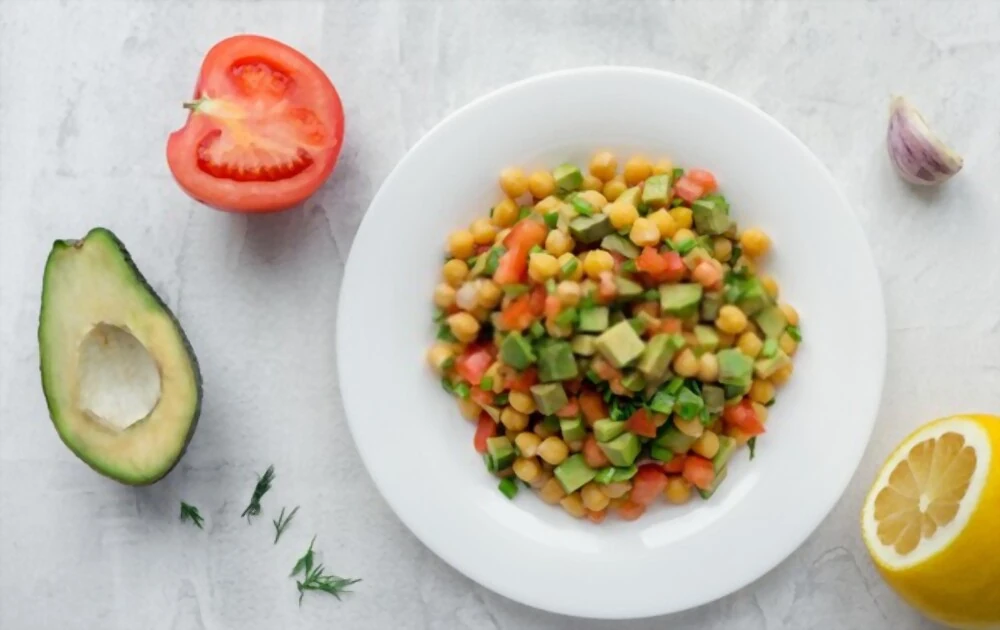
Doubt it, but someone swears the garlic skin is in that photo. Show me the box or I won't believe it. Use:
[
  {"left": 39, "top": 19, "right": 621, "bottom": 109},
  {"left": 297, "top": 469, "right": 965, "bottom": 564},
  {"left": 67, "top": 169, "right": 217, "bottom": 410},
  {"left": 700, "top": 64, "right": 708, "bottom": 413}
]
[{"left": 887, "top": 96, "right": 963, "bottom": 185}]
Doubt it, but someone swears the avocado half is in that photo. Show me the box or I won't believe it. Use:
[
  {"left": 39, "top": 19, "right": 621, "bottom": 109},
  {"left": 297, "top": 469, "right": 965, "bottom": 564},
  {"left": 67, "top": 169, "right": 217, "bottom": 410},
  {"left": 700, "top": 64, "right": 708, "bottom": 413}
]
[{"left": 38, "top": 228, "right": 202, "bottom": 485}]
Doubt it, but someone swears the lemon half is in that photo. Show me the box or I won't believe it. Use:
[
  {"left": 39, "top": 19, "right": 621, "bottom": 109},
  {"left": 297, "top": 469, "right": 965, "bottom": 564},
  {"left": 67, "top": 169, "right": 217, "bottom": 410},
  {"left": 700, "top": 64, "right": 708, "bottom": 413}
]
[{"left": 861, "top": 414, "right": 1000, "bottom": 629}]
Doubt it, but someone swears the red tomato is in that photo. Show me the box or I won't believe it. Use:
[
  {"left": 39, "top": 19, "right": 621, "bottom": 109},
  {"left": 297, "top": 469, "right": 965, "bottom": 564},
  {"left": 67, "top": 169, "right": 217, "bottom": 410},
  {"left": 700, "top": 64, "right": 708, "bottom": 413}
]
[
  {"left": 662, "top": 455, "right": 687, "bottom": 474},
  {"left": 616, "top": 500, "right": 646, "bottom": 521},
  {"left": 660, "top": 317, "right": 683, "bottom": 334},
  {"left": 692, "top": 260, "right": 723, "bottom": 289},
  {"left": 682, "top": 456, "right": 716, "bottom": 490},
  {"left": 673, "top": 176, "right": 705, "bottom": 204},
  {"left": 504, "top": 220, "right": 548, "bottom": 251},
  {"left": 167, "top": 35, "right": 344, "bottom": 213},
  {"left": 470, "top": 388, "right": 494, "bottom": 407},
  {"left": 631, "top": 465, "right": 669, "bottom": 505},
  {"left": 544, "top": 295, "right": 562, "bottom": 319},
  {"left": 528, "top": 285, "right": 547, "bottom": 316},
  {"left": 625, "top": 409, "right": 657, "bottom": 438},
  {"left": 493, "top": 245, "right": 528, "bottom": 286},
  {"left": 597, "top": 271, "right": 618, "bottom": 302},
  {"left": 498, "top": 294, "right": 534, "bottom": 331},
  {"left": 591, "top": 357, "right": 621, "bottom": 381},
  {"left": 455, "top": 348, "right": 493, "bottom": 386},
  {"left": 504, "top": 367, "right": 538, "bottom": 393},
  {"left": 636, "top": 248, "right": 686, "bottom": 283},
  {"left": 473, "top": 413, "right": 497, "bottom": 453},
  {"left": 582, "top": 435, "right": 611, "bottom": 468},
  {"left": 686, "top": 169, "right": 718, "bottom": 193},
  {"left": 555, "top": 398, "right": 580, "bottom": 418},
  {"left": 585, "top": 509, "right": 607, "bottom": 524},
  {"left": 723, "top": 399, "right": 767, "bottom": 437},
  {"left": 578, "top": 389, "right": 608, "bottom": 424}
]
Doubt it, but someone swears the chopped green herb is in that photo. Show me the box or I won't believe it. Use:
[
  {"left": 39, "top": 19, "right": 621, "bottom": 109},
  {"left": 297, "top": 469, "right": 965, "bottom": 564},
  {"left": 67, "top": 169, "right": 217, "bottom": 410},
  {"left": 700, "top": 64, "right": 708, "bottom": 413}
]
[
  {"left": 674, "top": 387, "right": 705, "bottom": 420},
  {"left": 272, "top": 505, "right": 299, "bottom": 544},
  {"left": 593, "top": 467, "right": 616, "bottom": 485},
  {"left": 748, "top": 437, "right": 757, "bottom": 460},
  {"left": 436, "top": 323, "right": 457, "bottom": 343},
  {"left": 544, "top": 212, "right": 560, "bottom": 229},
  {"left": 441, "top": 356, "right": 455, "bottom": 371},
  {"left": 642, "top": 289, "right": 659, "bottom": 302},
  {"left": 585, "top": 369, "right": 600, "bottom": 384},
  {"left": 480, "top": 376, "right": 494, "bottom": 391},
  {"left": 677, "top": 239, "right": 697, "bottom": 255},
  {"left": 628, "top": 318, "right": 645, "bottom": 334},
  {"left": 636, "top": 201, "right": 650, "bottom": 216},
  {"left": 787, "top": 325, "right": 802, "bottom": 342},
  {"left": 466, "top": 255, "right": 479, "bottom": 267},
  {"left": 530, "top": 245, "right": 544, "bottom": 255},
  {"left": 483, "top": 452, "right": 496, "bottom": 472},
  {"left": 685, "top": 379, "right": 702, "bottom": 396},
  {"left": 432, "top": 308, "right": 446, "bottom": 323},
  {"left": 483, "top": 247, "right": 504, "bottom": 275},
  {"left": 179, "top": 502, "right": 204, "bottom": 529},
  {"left": 621, "top": 260, "right": 638, "bottom": 273},
  {"left": 529, "top": 321, "right": 546, "bottom": 338},
  {"left": 291, "top": 536, "right": 361, "bottom": 605},
  {"left": 666, "top": 378, "right": 685, "bottom": 396},
  {"left": 730, "top": 244, "right": 742, "bottom": 262},
  {"left": 648, "top": 390, "right": 676, "bottom": 415},
  {"left": 494, "top": 392, "right": 509, "bottom": 406},
  {"left": 579, "top": 292, "right": 597, "bottom": 310},
  {"left": 498, "top": 477, "right": 519, "bottom": 499},
  {"left": 609, "top": 395, "right": 641, "bottom": 422},
  {"left": 764, "top": 398, "right": 776, "bottom": 407},
  {"left": 545, "top": 278, "right": 557, "bottom": 295},
  {"left": 555, "top": 307, "right": 579, "bottom": 328},
  {"left": 453, "top": 382, "right": 471, "bottom": 399},
  {"left": 441, "top": 377, "right": 455, "bottom": 394},
  {"left": 241, "top": 465, "right": 275, "bottom": 523},
  {"left": 670, "top": 197, "right": 685, "bottom": 208},
  {"left": 761, "top": 339, "right": 778, "bottom": 359},
  {"left": 671, "top": 167, "right": 685, "bottom": 181},
  {"left": 519, "top": 206, "right": 533, "bottom": 220},
  {"left": 571, "top": 197, "right": 595, "bottom": 216},
  {"left": 561, "top": 258, "right": 579, "bottom": 277},
  {"left": 503, "top": 284, "right": 531, "bottom": 298}
]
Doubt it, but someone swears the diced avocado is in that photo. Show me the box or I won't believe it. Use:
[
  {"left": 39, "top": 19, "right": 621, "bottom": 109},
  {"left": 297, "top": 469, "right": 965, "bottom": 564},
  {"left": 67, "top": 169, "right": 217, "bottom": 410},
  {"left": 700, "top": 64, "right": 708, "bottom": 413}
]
[
  {"left": 614, "top": 276, "right": 644, "bottom": 300},
  {"left": 500, "top": 332, "right": 536, "bottom": 370},
  {"left": 674, "top": 387, "right": 704, "bottom": 420},
  {"left": 754, "top": 305, "right": 788, "bottom": 340},
  {"left": 702, "top": 385, "right": 725, "bottom": 413},
  {"left": 594, "top": 419, "right": 626, "bottom": 442},
  {"left": 636, "top": 310, "right": 659, "bottom": 334},
  {"left": 760, "top": 338, "right": 779, "bottom": 359},
  {"left": 578, "top": 306, "right": 610, "bottom": 332},
  {"left": 595, "top": 321, "right": 646, "bottom": 368},
  {"left": 486, "top": 436, "right": 515, "bottom": 470},
  {"left": 692, "top": 197, "right": 731, "bottom": 235},
  {"left": 654, "top": 424, "right": 698, "bottom": 454},
  {"left": 593, "top": 467, "right": 615, "bottom": 484},
  {"left": 637, "top": 334, "right": 678, "bottom": 381},
  {"left": 621, "top": 371, "right": 646, "bottom": 392},
  {"left": 754, "top": 350, "right": 791, "bottom": 379},
  {"left": 736, "top": 278, "right": 771, "bottom": 316},
  {"left": 610, "top": 465, "right": 638, "bottom": 482},
  {"left": 697, "top": 466, "right": 729, "bottom": 499},
  {"left": 694, "top": 325, "right": 720, "bottom": 352},
  {"left": 648, "top": 389, "right": 676, "bottom": 415},
  {"left": 609, "top": 309, "right": 627, "bottom": 325},
  {"left": 712, "top": 436, "right": 738, "bottom": 472},
  {"left": 616, "top": 186, "right": 642, "bottom": 207},
  {"left": 560, "top": 417, "right": 587, "bottom": 442},
  {"left": 660, "top": 283, "right": 703, "bottom": 317},
  {"left": 554, "top": 453, "right": 597, "bottom": 493},
  {"left": 601, "top": 233, "right": 640, "bottom": 259},
  {"left": 553, "top": 163, "right": 584, "bottom": 194},
  {"left": 481, "top": 404, "right": 502, "bottom": 422},
  {"left": 682, "top": 247, "right": 713, "bottom": 271},
  {"left": 718, "top": 348, "right": 754, "bottom": 388},
  {"left": 650, "top": 444, "right": 675, "bottom": 462},
  {"left": 39, "top": 228, "right": 202, "bottom": 485},
  {"left": 598, "top": 432, "right": 641, "bottom": 467},
  {"left": 701, "top": 291, "right": 724, "bottom": 321},
  {"left": 641, "top": 174, "right": 671, "bottom": 207},
  {"left": 537, "top": 341, "right": 579, "bottom": 382},
  {"left": 530, "top": 383, "right": 568, "bottom": 415},
  {"left": 570, "top": 334, "right": 597, "bottom": 356},
  {"left": 723, "top": 382, "right": 751, "bottom": 402},
  {"left": 569, "top": 214, "right": 613, "bottom": 244}
]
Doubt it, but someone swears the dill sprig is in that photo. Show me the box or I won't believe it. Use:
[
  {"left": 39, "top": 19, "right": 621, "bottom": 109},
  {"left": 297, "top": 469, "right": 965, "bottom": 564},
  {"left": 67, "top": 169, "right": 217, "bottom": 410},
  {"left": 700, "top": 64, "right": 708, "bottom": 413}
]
[
  {"left": 272, "top": 506, "right": 299, "bottom": 544},
  {"left": 241, "top": 465, "right": 275, "bottom": 523},
  {"left": 290, "top": 536, "right": 361, "bottom": 605},
  {"left": 179, "top": 502, "right": 204, "bottom": 529}
]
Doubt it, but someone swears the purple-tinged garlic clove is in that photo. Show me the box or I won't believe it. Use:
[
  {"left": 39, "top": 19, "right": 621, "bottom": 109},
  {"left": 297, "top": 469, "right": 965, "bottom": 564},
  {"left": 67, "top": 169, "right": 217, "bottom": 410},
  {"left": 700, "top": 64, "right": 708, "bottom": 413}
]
[{"left": 887, "top": 96, "right": 963, "bottom": 185}]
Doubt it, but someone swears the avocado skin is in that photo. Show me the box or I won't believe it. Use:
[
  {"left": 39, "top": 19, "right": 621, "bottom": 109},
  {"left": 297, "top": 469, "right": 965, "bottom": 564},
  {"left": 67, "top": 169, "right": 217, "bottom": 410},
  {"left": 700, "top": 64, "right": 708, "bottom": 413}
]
[{"left": 39, "top": 227, "right": 203, "bottom": 486}]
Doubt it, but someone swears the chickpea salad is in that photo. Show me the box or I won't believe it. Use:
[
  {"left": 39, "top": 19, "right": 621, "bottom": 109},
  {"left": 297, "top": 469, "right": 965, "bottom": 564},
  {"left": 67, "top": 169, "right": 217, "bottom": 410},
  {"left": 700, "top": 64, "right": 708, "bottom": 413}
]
[{"left": 427, "top": 151, "right": 801, "bottom": 523}]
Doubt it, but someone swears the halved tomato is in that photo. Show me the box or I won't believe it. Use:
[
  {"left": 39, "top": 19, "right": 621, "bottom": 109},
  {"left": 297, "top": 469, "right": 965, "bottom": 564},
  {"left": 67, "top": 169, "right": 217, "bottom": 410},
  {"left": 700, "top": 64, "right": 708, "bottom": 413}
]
[{"left": 167, "top": 35, "right": 344, "bottom": 212}]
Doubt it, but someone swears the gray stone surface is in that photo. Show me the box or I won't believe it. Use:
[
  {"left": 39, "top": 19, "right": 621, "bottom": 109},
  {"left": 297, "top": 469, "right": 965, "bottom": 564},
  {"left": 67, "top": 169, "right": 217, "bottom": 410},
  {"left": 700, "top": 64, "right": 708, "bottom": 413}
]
[{"left": 3, "top": 0, "right": 999, "bottom": 628}]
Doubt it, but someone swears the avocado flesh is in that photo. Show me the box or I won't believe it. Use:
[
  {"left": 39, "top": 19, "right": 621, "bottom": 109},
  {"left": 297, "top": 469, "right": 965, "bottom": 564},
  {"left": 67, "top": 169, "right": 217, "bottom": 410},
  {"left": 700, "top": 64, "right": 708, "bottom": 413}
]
[{"left": 39, "top": 228, "right": 201, "bottom": 485}]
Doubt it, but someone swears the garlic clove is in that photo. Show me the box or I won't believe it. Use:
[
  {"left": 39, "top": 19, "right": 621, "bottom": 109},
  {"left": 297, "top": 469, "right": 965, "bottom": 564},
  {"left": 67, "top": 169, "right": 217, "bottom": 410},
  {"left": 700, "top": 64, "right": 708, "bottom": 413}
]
[{"left": 887, "top": 96, "right": 963, "bottom": 186}]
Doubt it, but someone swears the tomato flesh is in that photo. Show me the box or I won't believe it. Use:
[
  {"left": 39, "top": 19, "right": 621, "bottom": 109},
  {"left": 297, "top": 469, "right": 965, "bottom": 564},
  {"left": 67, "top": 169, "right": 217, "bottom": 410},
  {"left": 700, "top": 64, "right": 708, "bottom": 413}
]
[
  {"left": 167, "top": 35, "right": 344, "bottom": 213},
  {"left": 473, "top": 413, "right": 497, "bottom": 454},
  {"left": 631, "top": 465, "right": 669, "bottom": 505}
]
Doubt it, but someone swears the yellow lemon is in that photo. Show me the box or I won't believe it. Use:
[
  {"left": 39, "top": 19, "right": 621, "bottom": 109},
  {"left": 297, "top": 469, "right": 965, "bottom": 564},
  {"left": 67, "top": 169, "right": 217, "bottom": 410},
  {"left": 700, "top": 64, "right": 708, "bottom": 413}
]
[{"left": 861, "top": 414, "right": 1000, "bottom": 629}]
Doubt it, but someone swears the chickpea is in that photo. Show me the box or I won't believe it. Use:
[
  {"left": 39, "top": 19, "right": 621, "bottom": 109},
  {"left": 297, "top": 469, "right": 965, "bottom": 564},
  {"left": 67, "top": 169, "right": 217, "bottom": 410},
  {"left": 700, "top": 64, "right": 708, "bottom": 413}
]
[
  {"left": 499, "top": 167, "right": 528, "bottom": 198},
  {"left": 672, "top": 228, "right": 696, "bottom": 245},
  {"left": 737, "top": 331, "right": 763, "bottom": 358},
  {"left": 698, "top": 352, "right": 719, "bottom": 382},
  {"left": 582, "top": 250, "right": 615, "bottom": 279},
  {"left": 750, "top": 379, "right": 775, "bottom": 405},
  {"left": 673, "top": 348, "right": 699, "bottom": 377},
  {"left": 582, "top": 174, "right": 603, "bottom": 191},
  {"left": 446, "top": 312, "right": 480, "bottom": 343},
  {"left": 434, "top": 282, "right": 457, "bottom": 309},
  {"left": 740, "top": 228, "right": 771, "bottom": 258},
  {"left": 716, "top": 305, "right": 749, "bottom": 335},
  {"left": 456, "top": 397, "right": 481, "bottom": 420},
  {"left": 477, "top": 280, "right": 502, "bottom": 309},
  {"left": 606, "top": 202, "right": 639, "bottom": 230},
  {"left": 426, "top": 343, "right": 454, "bottom": 374},
  {"left": 528, "top": 252, "right": 560, "bottom": 282},
  {"left": 630, "top": 217, "right": 660, "bottom": 247},
  {"left": 545, "top": 230, "right": 575, "bottom": 257},
  {"left": 589, "top": 151, "right": 618, "bottom": 181},
  {"left": 760, "top": 275, "right": 779, "bottom": 298},
  {"left": 692, "top": 431, "right": 721, "bottom": 459},
  {"left": 779, "top": 303, "right": 799, "bottom": 326},
  {"left": 664, "top": 477, "right": 692, "bottom": 504},
  {"left": 674, "top": 416, "right": 704, "bottom": 438},
  {"left": 538, "top": 436, "right": 570, "bottom": 465},
  {"left": 528, "top": 170, "right": 556, "bottom": 199},
  {"left": 500, "top": 406, "right": 530, "bottom": 431},
  {"left": 534, "top": 195, "right": 563, "bottom": 215},
  {"left": 491, "top": 198, "right": 518, "bottom": 228},
  {"left": 513, "top": 457, "right": 541, "bottom": 483},
  {"left": 603, "top": 176, "right": 627, "bottom": 202},
  {"left": 779, "top": 332, "right": 799, "bottom": 356},
  {"left": 576, "top": 189, "right": 608, "bottom": 210},
  {"left": 601, "top": 481, "right": 632, "bottom": 499},
  {"left": 712, "top": 237, "right": 733, "bottom": 262},
  {"left": 509, "top": 391, "right": 537, "bottom": 414},
  {"left": 752, "top": 401, "right": 769, "bottom": 424},
  {"left": 539, "top": 477, "right": 567, "bottom": 504},
  {"left": 771, "top": 363, "right": 794, "bottom": 385},
  {"left": 447, "top": 230, "right": 475, "bottom": 259},
  {"left": 669, "top": 206, "right": 693, "bottom": 230},
  {"left": 581, "top": 483, "right": 610, "bottom": 511},
  {"left": 624, "top": 155, "right": 653, "bottom": 185},
  {"left": 515, "top": 432, "right": 542, "bottom": 458},
  {"left": 556, "top": 281, "right": 581, "bottom": 307},
  {"left": 470, "top": 218, "right": 497, "bottom": 245},
  {"left": 560, "top": 493, "right": 586, "bottom": 518},
  {"left": 648, "top": 209, "right": 677, "bottom": 239}
]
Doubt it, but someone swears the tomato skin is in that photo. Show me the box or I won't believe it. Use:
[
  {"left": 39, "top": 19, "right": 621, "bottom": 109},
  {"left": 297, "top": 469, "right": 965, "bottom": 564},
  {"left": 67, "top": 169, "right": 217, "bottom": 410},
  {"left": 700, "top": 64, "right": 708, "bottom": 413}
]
[
  {"left": 616, "top": 500, "right": 646, "bottom": 521},
  {"left": 582, "top": 435, "right": 611, "bottom": 468},
  {"left": 455, "top": 348, "right": 493, "bottom": 386},
  {"left": 167, "top": 35, "right": 344, "bottom": 213},
  {"left": 528, "top": 285, "right": 547, "bottom": 316},
  {"left": 687, "top": 169, "right": 718, "bottom": 193},
  {"left": 660, "top": 317, "right": 683, "bottom": 334},
  {"left": 473, "top": 413, "right": 497, "bottom": 453},
  {"left": 504, "top": 220, "right": 548, "bottom": 251},
  {"left": 663, "top": 455, "right": 687, "bottom": 474},
  {"left": 494, "top": 246, "right": 528, "bottom": 286},
  {"left": 723, "top": 399, "right": 767, "bottom": 437},
  {"left": 674, "top": 176, "right": 704, "bottom": 204},
  {"left": 637, "top": 247, "right": 686, "bottom": 283},
  {"left": 498, "top": 294, "right": 534, "bottom": 331},
  {"left": 682, "top": 456, "right": 716, "bottom": 490},
  {"left": 578, "top": 389, "right": 608, "bottom": 425},
  {"left": 625, "top": 409, "right": 658, "bottom": 438},
  {"left": 631, "top": 465, "right": 669, "bottom": 505},
  {"left": 555, "top": 398, "right": 580, "bottom": 418},
  {"left": 504, "top": 367, "right": 538, "bottom": 393}
]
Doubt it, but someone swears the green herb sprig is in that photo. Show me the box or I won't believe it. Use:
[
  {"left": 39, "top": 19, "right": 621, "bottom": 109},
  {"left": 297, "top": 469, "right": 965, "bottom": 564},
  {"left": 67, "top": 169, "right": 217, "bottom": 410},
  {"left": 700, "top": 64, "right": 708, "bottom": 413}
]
[
  {"left": 291, "top": 536, "right": 361, "bottom": 605},
  {"left": 242, "top": 465, "right": 275, "bottom": 523},
  {"left": 179, "top": 502, "right": 204, "bottom": 529},
  {"left": 273, "top": 506, "right": 299, "bottom": 544}
]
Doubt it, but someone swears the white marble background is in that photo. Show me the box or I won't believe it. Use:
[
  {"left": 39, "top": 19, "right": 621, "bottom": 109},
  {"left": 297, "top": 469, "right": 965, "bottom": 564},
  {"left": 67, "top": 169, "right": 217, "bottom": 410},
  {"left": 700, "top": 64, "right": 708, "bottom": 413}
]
[{"left": 2, "top": 0, "right": 999, "bottom": 628}]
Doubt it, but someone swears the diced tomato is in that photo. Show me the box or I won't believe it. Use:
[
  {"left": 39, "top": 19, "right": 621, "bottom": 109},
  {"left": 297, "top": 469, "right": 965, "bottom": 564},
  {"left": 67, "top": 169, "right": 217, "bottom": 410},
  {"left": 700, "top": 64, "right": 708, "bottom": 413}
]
[
  {"left": 473, "top": 413, "right": 497, "bottom": 453},
  {"left": 631, "top": 465, "right": 669, "bottom": 505},
  {"left": 723, "top": 399, "right": 767, "bottom": 437},
  {"left": 579, "top": 389, "right": 608, "bottom": 424},
  {"left": 498, "top": 294, "right": 534, "bottom": 331},
  {"left": 625, "top": 408, "right": 657, "bottom": 438},
  {"left": 564, "top": 378, "right": 583, "bottom": 395},
  {"left": 544, "top": 294, "right": 562, "bottom": 319},
  {"left": 470, "top": 388, "right": 494, "bottom": 407},
  {"left": 616, "top": 500, "right": 646, "bottom": 521},
  {"left": 493, "top": 245, "right": 528, "bottom": 285},
  {"left": 636, "top": 247, "right": 686, "bottom": 283},
  {"left": 590, "top": 357, "right": 621, "bottom": 381},
  {"left": 636, "top": 246, "right": 668, "bottom": 276},
  {"left": 659, "top": 251, "right": 687, "bottom": 282},
  {"left": 686, "top": 169, "right": 718, "bottom": 193},
  {"left": 504, "top": 367, "right": 538, "bottom": 393},
  {"left": 528, "top": 285, "right": 547, "bottom": 316},
  {"left": 609, "top": 378, "right": 630, "bottom": 396},
  {"left": 454, "top": 348, "right": 493, "bottom": 386},
  {"left": 582, "top": 435, "right": 611, "bottom": 468},
  {"left": 597, "top": 271, "right": 617, "bottom": 303},
  {"left": 674, "top": 176, "right": 705, "bottom": 203},
  {"left": 660, "top": 317, "right": 683, "bottom": 334},
  {"left": 692, "top": 260, "right": 723, "bottom": 289},
  {"left": 682, "top": 456, "right": 716, "bottom": 490},
  {"left": 504, "top": 219, "right": 548, "bottom": 251},
  {"left": 555, "top": 398, "right": 580, "bottom": 418},
  {"left": 585, "top": 509, "right": 607, "bottom": 524},
  {"left": 663, "top": 455, "right": 686, "bottom": 474}
]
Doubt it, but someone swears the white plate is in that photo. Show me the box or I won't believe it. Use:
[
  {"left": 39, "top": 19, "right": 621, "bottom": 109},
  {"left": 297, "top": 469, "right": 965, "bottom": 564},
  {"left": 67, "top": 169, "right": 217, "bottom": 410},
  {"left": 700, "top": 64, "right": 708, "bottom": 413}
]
[{"left": 337, "top": 68, "right": 886, "bottom": 619}]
